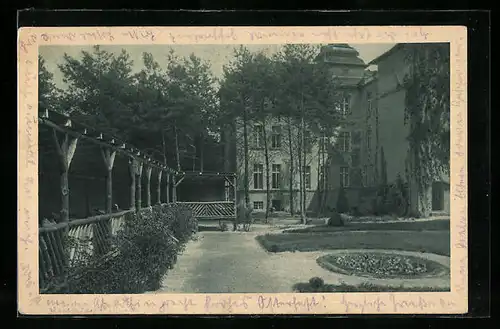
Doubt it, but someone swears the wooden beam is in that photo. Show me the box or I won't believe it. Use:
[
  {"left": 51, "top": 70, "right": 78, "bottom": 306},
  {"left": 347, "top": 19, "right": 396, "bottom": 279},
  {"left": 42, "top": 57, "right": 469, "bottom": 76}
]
[
  {"left": 136, "top": 161, "right": 143, "bottom": 210},
  {"left": 128, "top": 158, "right": 137, "bottom": 210},
  {"left": 145, "top": 166, "right": 153, "bottom": 207},
  {"left": 156, "top": 170, "right": 162, "bottom": 205},
  {"left": 51, "top": 129, "right": 79, "bottom": 224},
  {"left": 172, "top": 175, "right": 177, "bottom": 202},
  {"left": 174, "top": 174, "right": 185, "bottom": 188},
  {"left": 165, "top": 173, "right": 170, "bottom": 203},
  {"left": 223, "top": 176, "right": 235, "bottom": 189},
  {"left": 100, "top": 147, "right": 117, "bottom": 214}
]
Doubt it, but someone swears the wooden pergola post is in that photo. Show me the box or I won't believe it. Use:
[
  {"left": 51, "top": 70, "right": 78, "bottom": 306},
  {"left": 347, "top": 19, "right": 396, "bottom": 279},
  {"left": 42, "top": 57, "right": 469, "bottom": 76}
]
[
  {"left": 224, "top": 179, "right": 230, "bottom": 201},
  {"left": 145, "top": 165, "right": 153, "bottom": 207},
  {"left": 172, "top": 174, "right": 177, "bottom": 203},
  {"left": 128, "top": 158, "right": 137, "bottom": 211},
  {"left": 52, "top": 129, "right": 79, "bottom": 224},
  {"left": 165, "top": 173, "right": 170, "bottom": 203},
  {"left": 101, "top": 147, "right": 116, "bottom": 214},
  {"left": 136, "top": 161, "right": 144, "bottom": 210},
  {"left": 156, "top": 170, "right": 163, "bottom": 205}
]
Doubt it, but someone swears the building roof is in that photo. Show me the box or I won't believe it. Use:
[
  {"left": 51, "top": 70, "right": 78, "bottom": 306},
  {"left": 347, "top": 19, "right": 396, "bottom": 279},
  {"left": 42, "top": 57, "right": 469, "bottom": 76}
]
[
  {"left": 357, "top": 69, "right": 378, "bottom": 86},
  {"left": 367, "top": 44, "right": 404, "bottom": 65},
  {"left": 315, "top": 44, "right": 367, "bottom": 67}
]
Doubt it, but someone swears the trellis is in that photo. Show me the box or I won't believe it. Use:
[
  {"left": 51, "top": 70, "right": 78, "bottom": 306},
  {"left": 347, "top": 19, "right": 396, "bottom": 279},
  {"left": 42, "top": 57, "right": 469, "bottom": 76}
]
[{"left": 174, "top": 171, "right": 237, "bottom": 221}]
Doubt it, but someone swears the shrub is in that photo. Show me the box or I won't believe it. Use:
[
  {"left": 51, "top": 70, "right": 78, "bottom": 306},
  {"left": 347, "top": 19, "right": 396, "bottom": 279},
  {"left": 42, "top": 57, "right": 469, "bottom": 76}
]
[
  {"left": 327, "top": 211, "right": 344, "bottom": 227},
  {"left": 336, "top": 187, "right": 350, "bottom": 214},
  {"left": 373, "top": 175, "right": 410, "bottom": 217},
  {"left": 219, "top": 221, "right": 229, "bottom": 232},
  {"left": 309, "top": 277, "right": 324, "bottom": 290},
  {"left": 65, "top": 204, "right": 197, "bottom": 294}
]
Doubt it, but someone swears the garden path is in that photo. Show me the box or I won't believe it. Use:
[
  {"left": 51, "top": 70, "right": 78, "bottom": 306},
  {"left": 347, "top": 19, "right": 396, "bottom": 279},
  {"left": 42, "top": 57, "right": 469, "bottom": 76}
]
[{"left": 151, "top": 229, "right": 451, "bottom": 293}]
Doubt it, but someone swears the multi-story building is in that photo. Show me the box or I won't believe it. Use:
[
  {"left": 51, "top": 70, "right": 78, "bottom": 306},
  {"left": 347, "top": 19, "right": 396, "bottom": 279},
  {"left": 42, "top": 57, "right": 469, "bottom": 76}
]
[
  {"left": 368, "top": 43, "right": 450, "bottom": 216},
  {"left": 225, "top": 43, "right": 450, "bottom": 217}
]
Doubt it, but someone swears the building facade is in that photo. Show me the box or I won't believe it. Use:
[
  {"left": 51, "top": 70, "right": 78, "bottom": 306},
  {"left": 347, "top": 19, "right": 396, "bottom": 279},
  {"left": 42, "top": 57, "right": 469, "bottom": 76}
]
[{"left": 226, "top": 43, "right": 450, "bottom": 217}]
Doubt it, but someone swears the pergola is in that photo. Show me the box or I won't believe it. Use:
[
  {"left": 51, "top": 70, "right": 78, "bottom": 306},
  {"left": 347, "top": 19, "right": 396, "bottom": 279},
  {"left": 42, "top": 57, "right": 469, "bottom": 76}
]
[
  {"left": 38, "top": 109, "right": 237, "bottom": 223},
  {"left": 39, "top": 109, "right": 178, "bottom": 223}
]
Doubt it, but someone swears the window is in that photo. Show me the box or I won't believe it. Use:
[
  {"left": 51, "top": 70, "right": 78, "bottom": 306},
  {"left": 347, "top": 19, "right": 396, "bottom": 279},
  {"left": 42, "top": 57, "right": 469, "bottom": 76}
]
[
  {"left": 253, "top": 164, "right": 264, "bottom": 189},
  {"left": 272, "top": 164, "right": 281, "bottom": 189},
  {"left": 304, "top": 166, "right": 311, "bottom": 189},
  {"left": 340, "top": 167, "right": 350, "bottom": 187},
  {"left": 271, "top": 125, "right": 281, "bottom": 148},
  {"left": 253, "top": 201, "right": 264, "bottom": 210},
  {"left": 336, "top": 94, "right": 351, "bottom": 117},
  {"left": 338, "top": 131, "right": 351, "bottom": 152},
  {"left": 253, "top": 125, "right": 264, "bottom": 148}
]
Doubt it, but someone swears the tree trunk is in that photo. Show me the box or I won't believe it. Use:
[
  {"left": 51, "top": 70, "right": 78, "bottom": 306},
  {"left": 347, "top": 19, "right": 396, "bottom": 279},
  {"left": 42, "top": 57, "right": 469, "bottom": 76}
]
[
  {"left": 243, "top": 105, "right": 250, "bottom": 208},
  {"left": 263, "top": 118, "right": 271, "bottom": 222},
  {"left": 200, "top": 135, "right": 204, "bottom": 172},
  {"left": 321, "top": 142, "right": 328, "bottom": 215},
  {"left": 161, "top": 129, "right": 168, "bottom": 165},
  {"left": 287, "top": 117, "right": 295, "bottom": 215},
  {"left": 297, "top": 127, "right": 304, "bottom": 223},
  {"left": 317, "top": 135, "right": 322, "bottom": 215},
  {"left": 232, "top": 176, "right": 238, "bottom": 231},
  {"left": 174, "top": 123, "right": 181, "bottom": 171}
]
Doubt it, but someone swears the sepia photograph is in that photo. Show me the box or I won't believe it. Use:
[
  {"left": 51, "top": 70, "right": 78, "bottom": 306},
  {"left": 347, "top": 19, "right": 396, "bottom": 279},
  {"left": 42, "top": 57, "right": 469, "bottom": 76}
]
[
  {"left": 17, "top": 25, "right": 467, "bottom": 315},
  {"left": 37, "top": 41, "right": 451, "bottom": 294}
]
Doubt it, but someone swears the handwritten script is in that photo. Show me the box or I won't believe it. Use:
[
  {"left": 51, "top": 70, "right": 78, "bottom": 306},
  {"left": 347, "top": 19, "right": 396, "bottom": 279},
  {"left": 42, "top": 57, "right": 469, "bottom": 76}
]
[{"left": 31, "top": 26, "right": 433, "bottom": 47}]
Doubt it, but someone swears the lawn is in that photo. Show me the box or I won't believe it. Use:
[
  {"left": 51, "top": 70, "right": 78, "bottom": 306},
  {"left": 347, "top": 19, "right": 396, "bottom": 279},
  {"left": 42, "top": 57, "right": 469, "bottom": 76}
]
[
  {"left": 285, "top": 219, "right": 450, "bottom": 233},
  {"left": 256, "top": 230, "right": 450, "bottom": 256}
]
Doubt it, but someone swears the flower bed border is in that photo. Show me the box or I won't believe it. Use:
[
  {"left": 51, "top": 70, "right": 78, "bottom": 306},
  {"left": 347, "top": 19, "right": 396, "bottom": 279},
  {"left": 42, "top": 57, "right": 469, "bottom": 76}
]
[{"left": 316, "top": 251, "right": 449, "bottom": 280}]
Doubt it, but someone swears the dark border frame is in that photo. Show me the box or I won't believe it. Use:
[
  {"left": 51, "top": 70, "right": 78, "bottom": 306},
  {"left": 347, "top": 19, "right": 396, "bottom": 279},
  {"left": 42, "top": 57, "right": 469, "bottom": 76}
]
[{"left": 11, "top": 9, "right": 491, "bottom": 323}]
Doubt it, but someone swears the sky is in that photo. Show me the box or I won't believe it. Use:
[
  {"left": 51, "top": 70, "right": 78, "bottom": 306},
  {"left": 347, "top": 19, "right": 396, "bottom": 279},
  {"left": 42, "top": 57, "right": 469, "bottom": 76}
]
[{"left": 40, "top": 43, "right": 395, "bottom": 89}]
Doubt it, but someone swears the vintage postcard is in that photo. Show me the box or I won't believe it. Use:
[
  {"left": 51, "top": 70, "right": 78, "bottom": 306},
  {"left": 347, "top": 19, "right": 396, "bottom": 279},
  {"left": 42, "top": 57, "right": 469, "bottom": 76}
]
[{"left": 18, "top": 26, "right": 467, "bottom": 315}]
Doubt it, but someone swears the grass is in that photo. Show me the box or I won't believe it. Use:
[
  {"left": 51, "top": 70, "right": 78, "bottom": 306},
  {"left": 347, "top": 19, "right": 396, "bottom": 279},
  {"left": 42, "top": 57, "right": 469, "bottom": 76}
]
[
  {"left": 292, "top": 281, "right": 450, "bottom": 293},
  {"left": 285, "top": 219, "right": 450, "bottom": 233},
  {"left": 256, "top": 230, "right": 450, "bottom": 256}
]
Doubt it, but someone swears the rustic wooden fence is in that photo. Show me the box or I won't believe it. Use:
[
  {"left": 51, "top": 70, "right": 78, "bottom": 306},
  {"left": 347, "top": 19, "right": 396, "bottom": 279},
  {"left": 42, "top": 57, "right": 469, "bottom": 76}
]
[{"left": 38, "top": 210, "right": 134, "bottom": 293}]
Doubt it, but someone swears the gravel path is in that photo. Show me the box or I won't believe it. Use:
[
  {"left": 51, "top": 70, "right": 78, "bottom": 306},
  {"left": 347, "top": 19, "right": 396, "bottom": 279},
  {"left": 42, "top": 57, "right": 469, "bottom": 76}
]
[{"left": 152, "top": 230, "right": 451, "bottom": 294}]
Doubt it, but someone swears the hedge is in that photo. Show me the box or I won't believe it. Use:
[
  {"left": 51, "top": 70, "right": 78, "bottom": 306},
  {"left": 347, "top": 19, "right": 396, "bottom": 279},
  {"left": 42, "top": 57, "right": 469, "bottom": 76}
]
[{"left": 64, "top": 203, "right": 197, "bottom": 294}]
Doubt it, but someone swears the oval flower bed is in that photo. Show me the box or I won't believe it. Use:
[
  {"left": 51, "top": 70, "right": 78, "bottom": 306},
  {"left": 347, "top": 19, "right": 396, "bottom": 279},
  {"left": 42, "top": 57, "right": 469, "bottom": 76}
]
[{"left": 317, "top": 252, "right": 449, "bottom": 279}]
